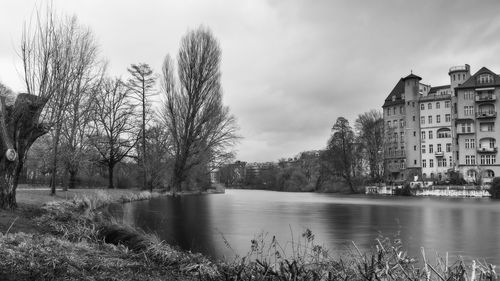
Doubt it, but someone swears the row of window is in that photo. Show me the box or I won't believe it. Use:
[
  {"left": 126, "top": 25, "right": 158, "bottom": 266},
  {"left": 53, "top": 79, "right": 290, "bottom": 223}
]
[
  {"left": 421, "top": 143, "right": 452, "bottom": 154},
  {"left": 422, "top": 157, "right": 452, "bottom": 168},
  {"left": 420, "top": 114, "right": 451, "bottom": 124},
  {"left": 467, "top": 169, "right": 495, "bottom": 178},
  {"left": 421, "top": 129, "right": 451, "bottom": 140},
  {"left": 420, "top": 101, "right": 451, "bottom": 110}
]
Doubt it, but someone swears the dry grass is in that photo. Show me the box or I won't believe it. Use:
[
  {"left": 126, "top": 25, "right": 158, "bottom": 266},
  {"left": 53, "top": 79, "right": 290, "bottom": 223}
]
[{"left": 3, "top": 188, "right": 498, "bottom": 280}]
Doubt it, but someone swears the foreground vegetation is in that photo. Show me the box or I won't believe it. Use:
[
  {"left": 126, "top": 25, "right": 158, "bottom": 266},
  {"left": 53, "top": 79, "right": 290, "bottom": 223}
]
[{"left": 0, "top": 190, "right": 497, "bottom": 280}]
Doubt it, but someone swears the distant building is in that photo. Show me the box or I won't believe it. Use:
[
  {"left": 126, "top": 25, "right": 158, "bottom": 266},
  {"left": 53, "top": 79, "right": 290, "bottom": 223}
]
[{"left": 383, "top": 64, "right": 499, "bottom": 184}]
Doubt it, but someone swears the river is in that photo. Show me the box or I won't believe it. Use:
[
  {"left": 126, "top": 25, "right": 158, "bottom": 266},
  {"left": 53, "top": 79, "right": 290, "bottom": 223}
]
[{"left": 105, "top": 189, "right": 500, "bottom": 264}]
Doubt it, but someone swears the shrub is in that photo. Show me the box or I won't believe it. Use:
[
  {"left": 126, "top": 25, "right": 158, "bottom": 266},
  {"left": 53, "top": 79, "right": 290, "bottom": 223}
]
[{"left": 488, "top": 177, "right": 500, "bottom": 198}]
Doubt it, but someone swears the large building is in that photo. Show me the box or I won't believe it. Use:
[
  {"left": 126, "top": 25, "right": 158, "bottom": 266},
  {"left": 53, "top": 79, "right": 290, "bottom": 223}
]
[{"left": 383, "top": 64, "right": 499, "bottom": 184}]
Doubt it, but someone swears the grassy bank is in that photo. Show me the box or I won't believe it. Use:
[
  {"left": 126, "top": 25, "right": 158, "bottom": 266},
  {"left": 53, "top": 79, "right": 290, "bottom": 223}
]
[{"left": 0, "top": 188, "right": 498, "bottom": 280}]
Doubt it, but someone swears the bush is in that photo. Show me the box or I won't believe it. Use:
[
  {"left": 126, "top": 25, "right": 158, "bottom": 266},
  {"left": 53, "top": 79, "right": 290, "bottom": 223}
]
[{"left": 488, "top": 177, "right": 500, "bottom": 198}]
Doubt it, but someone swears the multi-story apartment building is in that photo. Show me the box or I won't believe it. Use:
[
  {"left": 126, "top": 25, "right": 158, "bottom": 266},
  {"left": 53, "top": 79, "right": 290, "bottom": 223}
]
[
  {"left": 419, "top": 87, "right": 453, "bottom": 181},
  {"left": 455, "top": 67, "right": 499, "bottom": 183},
  {"left": 383, "top": 64, "right": 499, "bottom": 184}
]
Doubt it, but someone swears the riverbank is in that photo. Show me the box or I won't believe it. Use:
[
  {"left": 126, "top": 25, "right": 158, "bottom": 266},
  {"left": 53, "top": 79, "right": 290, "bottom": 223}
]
[{"left": 0, "top": 187, "right": 498, "bottom": 280}]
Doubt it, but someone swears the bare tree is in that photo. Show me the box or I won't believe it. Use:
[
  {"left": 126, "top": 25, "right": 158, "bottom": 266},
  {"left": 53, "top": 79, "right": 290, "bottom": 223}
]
[
  {"left": 90, "top": 79, "right": 137, "bottom": 189},
  {"left": 22, "top": 7, "right": 103, "bottom": 195},
  {"left": 355, "top": 110, "right": 384, "bottom": 182},
  {"left": 127, "top": 63, "right": 156, "bottom": 191},
  {"left": 60, "top": 77, "right": 103, "bottom": 190},
  {"left": 160, "top": 26, "right": 238, "bottom": 193}
]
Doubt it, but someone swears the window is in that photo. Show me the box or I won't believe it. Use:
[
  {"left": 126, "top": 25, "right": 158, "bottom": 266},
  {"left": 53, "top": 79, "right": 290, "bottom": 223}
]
[
  {"left": 414, "top": 145, "right": 417, "bottom": 151},
  {"left": 467, "top": 170, "right": 477, "bottom": 178},
  {"left": 437, "top": 144, "right": 442, "bottom": 152},
  {"left": 477, "top": 74, "right": 493, "bottom": 84},
  {"left": 414, "top": 159, "right": 417, "bottom": 165},
  {"left": 400, "top": 132, "right": 404, "bottom": 142},
  {"left": 445, "top": 101, "right": 450, "bottom": 108},
  {"left": 490, "top": 139, "right": 496, "bottom": 148},
  {"left": 464, "top": 91, "right": 474, "bottom": 100},
  {"left": 480, "top": 123, "right": 494, "bottom": 132},
  {"left": 420, "top": 116, "right": 425, "bottom": 124},
  {"left": 420, "top": 104, "right": 425, "bottom": 110},
  {"left": 471, "top": 139, "right": 476, "bottom": 148},
  {"left": 400, "top": 119, "right": 404, "bottom": 128},
  {"left": 393, "top": 107, "right": 396, "bottom": 115},
  {"left": 486, "top": 170, "right": 495, "bottom": 178},
  {"left": 429, "top": 159, "right": 434, "bottom": 167},
  {"left": 387, "top": 121, "right": 391, "bottom": 128},
  {"left": 399, "top": 106, "right": 403, "bottom": 114},
  {"left": 422, "top": 145, "right": 426, "bottom": 153},
  {"left": 446, "top": 143, "right": 451, "bottom": 152},
  {"left": 413, "top": 116, "right": 415, "bottom": 121},
  {"left": 422, "top": 159, "right": 426, "bottom": 167},
  {"left": 465, "top": 139, "right": 470, "bottom": 149},
  {"left": 413, "top": 131, "right": 416, "bottom": 136},
  {"left": 480, "top": 155, "right": 496, "bottom": 165},
  {"left": 437, "top": 128, "right": 451, "bottom": 138},
  {"left": 421, "top": 131, "right": 426, "bottom": 139},
  {"left": 429, "top": 144, "right": 434, "bottom": 153},
  {"left": 445, "top": 114, "right": 451, "bottom": 122},
  {"left": 428, "top": 116, "right": 432, "bottom": 124},
  {"left": 466, "top": 155, "right": 471, "bottom": 165},
  {"left": 436, "top": 115, "right": 441, "bottom": 123},
  {"left": 429, "top": 130, "right": 433, "bottom": 139},
  {"left": 436, "top": 102, "right": 440, "bottom": 109},
  {"left": 471, "top": 155, "right": 476, "bottom": 165},
  {"left": 428, "top": 103, "right": 432, "bottom": 110},
  {"left": 464, "top": 105, "right": 474, "bottom": 116}
]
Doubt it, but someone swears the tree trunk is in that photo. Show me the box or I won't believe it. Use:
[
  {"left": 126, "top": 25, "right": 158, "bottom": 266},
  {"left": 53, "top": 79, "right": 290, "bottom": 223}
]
[
  {"left": 68, "top": 169, "right": 77, "bottom": 189},
  {"left": 0, "top": 94, "right": 48, "bottom": 209},
  {"left": 108, "top": 164, "right": 114, "bottom": 189},
  {"left": 49, "top": 126, "right": 61, "bottom": 195},
  {"left": 0, "top": 165, "right": 16, "bottom": 209}
]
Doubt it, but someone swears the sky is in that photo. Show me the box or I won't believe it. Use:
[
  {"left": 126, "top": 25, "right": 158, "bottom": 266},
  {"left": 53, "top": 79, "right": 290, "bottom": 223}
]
[{"left": 1, "top": 0, "right": 500, "bottom": 163}]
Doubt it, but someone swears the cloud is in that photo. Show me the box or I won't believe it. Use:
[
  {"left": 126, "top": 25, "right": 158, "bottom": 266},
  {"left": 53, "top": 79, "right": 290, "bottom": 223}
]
[{"left": 2, "top": 0, "right": 500, "bottom": 162}]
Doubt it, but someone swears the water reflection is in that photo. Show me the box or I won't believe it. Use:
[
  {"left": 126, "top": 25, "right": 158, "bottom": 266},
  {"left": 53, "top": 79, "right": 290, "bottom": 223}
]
[{"left": 106, "top": 189, "right": 500, "bottom": 264}]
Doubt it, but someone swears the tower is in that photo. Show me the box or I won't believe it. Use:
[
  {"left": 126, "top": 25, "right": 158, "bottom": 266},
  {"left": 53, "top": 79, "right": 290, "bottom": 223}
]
[{"left": 402, "top": 73, "right": 422, "bottom": 180}]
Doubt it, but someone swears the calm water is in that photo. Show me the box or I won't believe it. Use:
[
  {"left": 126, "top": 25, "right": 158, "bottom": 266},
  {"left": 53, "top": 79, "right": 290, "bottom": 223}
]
[{"left": 106, "top": 189, "right": 500, "bottom": 264}]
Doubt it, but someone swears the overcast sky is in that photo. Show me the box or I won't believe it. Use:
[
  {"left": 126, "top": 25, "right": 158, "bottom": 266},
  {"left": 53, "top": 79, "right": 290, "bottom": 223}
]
[{"left": 1, "top": 0, "right": 500, "bottom": 162}]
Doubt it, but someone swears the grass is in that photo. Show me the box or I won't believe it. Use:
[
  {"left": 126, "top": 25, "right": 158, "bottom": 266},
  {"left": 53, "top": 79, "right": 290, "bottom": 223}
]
[{"left": 1, "top": 188, "right": 499, "bottom": 280}]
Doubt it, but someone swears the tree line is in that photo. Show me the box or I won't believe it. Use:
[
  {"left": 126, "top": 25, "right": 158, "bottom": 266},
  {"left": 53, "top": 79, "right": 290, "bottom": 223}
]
[
  {"left": 0, "top": 7, "right": 238, "bottom": 208},
  {"left": 219, "top": 112, "right": 384, "bottom": 193}
]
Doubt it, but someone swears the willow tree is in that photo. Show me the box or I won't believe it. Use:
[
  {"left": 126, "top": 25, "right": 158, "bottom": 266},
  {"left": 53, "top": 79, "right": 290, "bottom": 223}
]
[
  {"left": 160, "top": 27, "right": 238, "bottom": 193},
  {"left": 0, "top": 8, "right": 61, "bottom": 208}
]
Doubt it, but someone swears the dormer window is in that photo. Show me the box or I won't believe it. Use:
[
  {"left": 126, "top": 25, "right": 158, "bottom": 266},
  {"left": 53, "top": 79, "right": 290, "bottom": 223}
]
[
  {"left": 477, "top": 74, "right": 493, "bottom": 84},
  {"left": 392, "top": 95, "right": 396, "bottom": 101}
]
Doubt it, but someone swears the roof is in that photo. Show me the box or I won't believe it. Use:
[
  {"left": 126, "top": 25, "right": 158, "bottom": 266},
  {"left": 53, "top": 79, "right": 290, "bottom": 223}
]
[
  {"left": 456, "top": 67, "right": 500, "bottom": 89},
  {"left": 403, "top": 73, "right": 422, "bottom": 81},
  {"left": 428, "top": 85, "right": 450, "bottom": 94},
  {"left": 383, "top": 78, "right": 405, "bottom": 107}
]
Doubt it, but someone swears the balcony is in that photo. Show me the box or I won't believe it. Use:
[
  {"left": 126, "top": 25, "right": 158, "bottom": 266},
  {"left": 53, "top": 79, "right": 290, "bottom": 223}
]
[
  {"left": 435, "top": 151, "right": 444, "bottom": 157},
  {"left": 477, "top": 147, "right": 498, "bottom": 153},
  {"left": 476, "top": 111, "right": 497, "bottom": 119},
  {"left": 476, "top": 95, "right": 496, "bottom": 102},
  {"left": 457, "top": 129, "right": 474, "bottom": 135},
  {"left": 385, "top": 150, "right": 406, "bottom": 158}
]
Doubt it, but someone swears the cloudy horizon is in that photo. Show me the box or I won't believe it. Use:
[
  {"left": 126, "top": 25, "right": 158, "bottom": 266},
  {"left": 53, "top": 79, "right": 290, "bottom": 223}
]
[{"left": 2, "top": 0, "right": 500, "bottom": 163}]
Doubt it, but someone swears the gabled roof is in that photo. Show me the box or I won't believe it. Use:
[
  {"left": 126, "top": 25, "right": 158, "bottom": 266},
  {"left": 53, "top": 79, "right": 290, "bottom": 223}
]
[
  {"left": 402, "top": 73, "right": 422, "bottom": 81},
  {"left": 456, "top": 67, "right": 500, "bottom": 89},
  {"left": 383, "top": 78, "right": 405, "bottom": 107}
]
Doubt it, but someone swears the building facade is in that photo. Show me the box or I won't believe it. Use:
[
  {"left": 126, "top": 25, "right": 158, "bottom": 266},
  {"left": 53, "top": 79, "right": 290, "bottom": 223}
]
[{"left": 383, "top": 64, "right": 499, "bottom": 184}]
